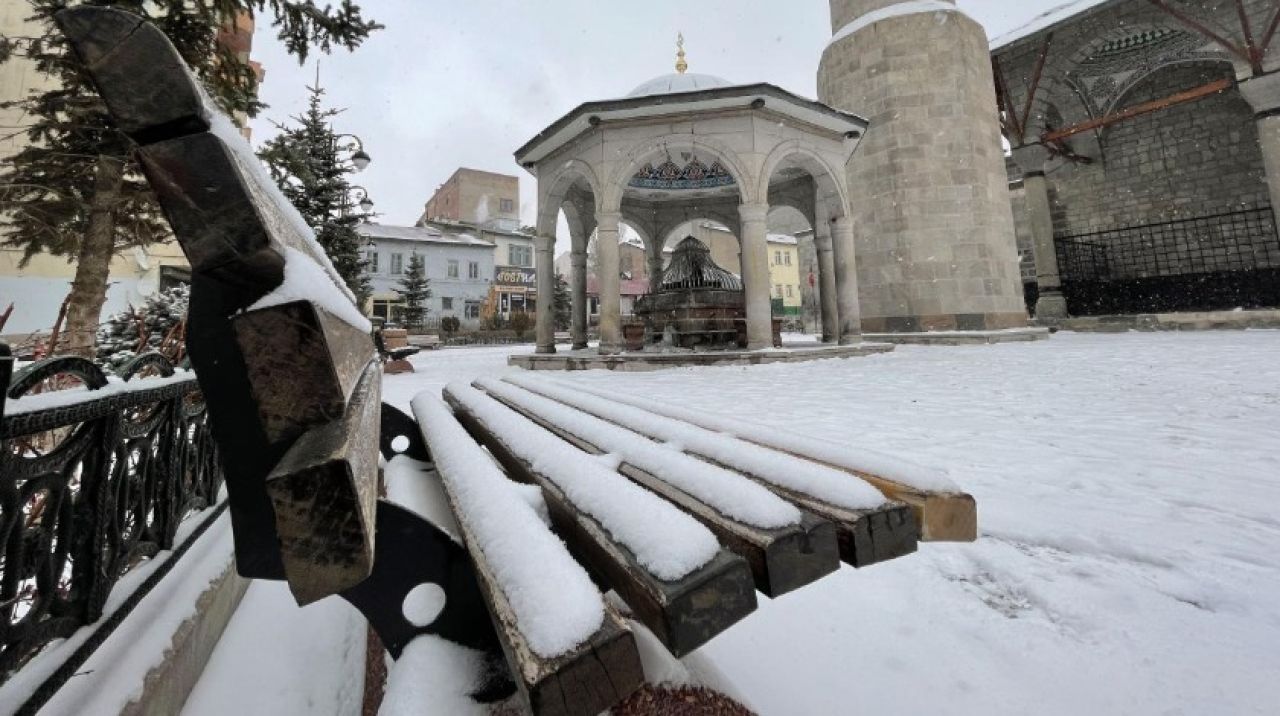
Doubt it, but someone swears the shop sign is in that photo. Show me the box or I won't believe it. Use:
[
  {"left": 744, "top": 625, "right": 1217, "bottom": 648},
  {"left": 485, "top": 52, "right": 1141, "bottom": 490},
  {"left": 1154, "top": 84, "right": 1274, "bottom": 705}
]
[{"left": 495, "top": 265, "right": 536, "bottom": 287}]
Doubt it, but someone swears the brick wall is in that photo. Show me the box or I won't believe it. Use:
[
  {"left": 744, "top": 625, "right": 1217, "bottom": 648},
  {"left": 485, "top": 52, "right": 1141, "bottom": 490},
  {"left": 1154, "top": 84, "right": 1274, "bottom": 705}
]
[{"left": 1045, "top": 63, "right": 1269, "bottom": 238}]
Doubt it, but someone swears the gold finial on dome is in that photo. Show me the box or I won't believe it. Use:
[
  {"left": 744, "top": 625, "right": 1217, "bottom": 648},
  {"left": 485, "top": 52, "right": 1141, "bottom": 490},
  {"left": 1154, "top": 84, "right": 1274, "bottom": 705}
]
[{"left": 676, "top": 32, "right": 688, "bottom": 74}]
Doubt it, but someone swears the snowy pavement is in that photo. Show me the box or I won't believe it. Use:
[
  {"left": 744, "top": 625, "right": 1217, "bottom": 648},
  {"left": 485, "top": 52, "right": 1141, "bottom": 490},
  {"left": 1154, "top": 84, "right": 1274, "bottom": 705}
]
[{"left": 379, "top": 331, "right": 1280, "bottom": 715}]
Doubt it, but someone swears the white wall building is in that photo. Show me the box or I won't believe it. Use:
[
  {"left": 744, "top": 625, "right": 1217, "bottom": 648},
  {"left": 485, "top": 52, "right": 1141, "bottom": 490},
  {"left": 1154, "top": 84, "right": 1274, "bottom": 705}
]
[{"left": 357, "top": 223, "right": 495, "bottom": 328}]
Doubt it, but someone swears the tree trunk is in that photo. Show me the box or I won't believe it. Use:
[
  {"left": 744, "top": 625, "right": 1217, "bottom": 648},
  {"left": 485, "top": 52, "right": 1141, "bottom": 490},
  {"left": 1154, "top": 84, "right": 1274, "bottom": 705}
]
[{"left": 63, "top": 155, "right": 125, "bottom": 358}]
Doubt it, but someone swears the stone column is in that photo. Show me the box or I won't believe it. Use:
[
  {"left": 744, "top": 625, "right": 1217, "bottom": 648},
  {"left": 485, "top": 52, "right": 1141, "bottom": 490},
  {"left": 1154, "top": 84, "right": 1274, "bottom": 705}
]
[
  {"left": 739, "top": 203, "right": 773, "bottom": 350},
  {"left": 831, "top": 216, "right": 862, "bottom": 343},
  {"left": 1011, "top": 144, "right": 1068, "bottom": 320},
  {"left": 814, "top": 221, "right": 840, "bottom": 343},
  {"left": 595, "top": 212, "right": 622, "bottom": 354},
  {"left": 1239, "top": 73, "right": 1280, "bottom": 233},
  {"left": 819, "top": 0, "right": 1028, "bottom": 332},
  {"left": 570, "top": 248, "right": 588, "bottom": 349},
  {"left": 647, "top": 251, "right": 665, "bottom": 296},
  {"left": 534, "top": 234, "right": 556, "bottom": 354}
]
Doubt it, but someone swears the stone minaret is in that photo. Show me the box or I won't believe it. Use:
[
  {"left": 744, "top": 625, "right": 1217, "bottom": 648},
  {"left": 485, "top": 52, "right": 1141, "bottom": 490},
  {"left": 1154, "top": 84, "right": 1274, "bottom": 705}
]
[{"left": 818, "top": 0, "right": 1028, "bottom": 333}]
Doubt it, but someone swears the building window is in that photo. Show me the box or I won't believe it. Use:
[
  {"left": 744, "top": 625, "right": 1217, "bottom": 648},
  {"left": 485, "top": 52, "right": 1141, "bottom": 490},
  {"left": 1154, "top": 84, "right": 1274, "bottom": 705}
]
[
  {"left": 774, "top": 250, "right": 782, "bottom": 265},
  {"left": 499, "top": 198, "right": 514, "bottom": 213},
  {"left": 785, "top": 253, "right": 792, "bottom": 266},
  {"left": 468, "top": 261, "right": 479, "bottom": 279},
  {"left": 509, "top": 244, "right": 533, "bottom": 267},
  {"left": 390, "top": 253, "right": 404, "bottom": 275},
  {"left": 365, "top": 251, "right": 379, "bottom": 274},
  {"left": 775, "top": 285, "right": 783, "bottom": 299},
  {"left": 441, "top": 297, "right": 453, "bottom": 310},
  {"left": 465, "top": 301, "right": 481, "bottom": 319},
  {"left": 371, "top": 299, "right": 405, "bottom": 323},
  {"left": 448, "top": 259, "right": 459, "bottom": 278},
  {"left": 785, "top": 285, "right": 793, "bottom": 298}
]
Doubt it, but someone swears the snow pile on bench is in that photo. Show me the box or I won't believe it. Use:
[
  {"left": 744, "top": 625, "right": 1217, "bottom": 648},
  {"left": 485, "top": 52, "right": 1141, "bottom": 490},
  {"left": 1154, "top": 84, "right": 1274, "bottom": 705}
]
[
  {"left": 552, "top": 379, "right": 961, "bottom": 493},
  {"left": 506, "top": 374, "right": 891, "bottom": 511},
  {"left": 209, "top": 110, "right": 371, "bottom": 333},
  {"left": 246, "top": 246, "right": 372, "bottom": 333},
  {"left": 477, "top": 378, "right": 801, "bottom": 529},
  {"left": 444, "top": 382, "right": 720, "bottom": 581},
  {"left": 412, "top": 394, "right": 602, "bottom": 658}
]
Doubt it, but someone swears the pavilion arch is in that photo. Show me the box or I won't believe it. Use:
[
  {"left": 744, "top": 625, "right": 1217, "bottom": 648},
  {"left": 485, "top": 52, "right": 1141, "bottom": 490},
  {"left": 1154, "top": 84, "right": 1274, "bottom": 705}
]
[
  {"left": 535, "top": 158, "right": 602, "bottom": 239},
  {"left": 601, "top": 133, "right": 756, "bottom": 213},
  {"left": 756, "top": 141, "right": 851, "bottom": 225},
  {"left": 559, "top": 195, "right": 596, "bottom": 254}
]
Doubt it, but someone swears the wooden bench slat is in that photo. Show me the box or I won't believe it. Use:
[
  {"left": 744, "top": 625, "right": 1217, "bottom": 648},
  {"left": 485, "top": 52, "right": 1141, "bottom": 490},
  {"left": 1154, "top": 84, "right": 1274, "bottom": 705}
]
[
  {"left": 443, "top": 386, "right": 757, "bottom": 658},
  {"left": 475, "top": 379, "right": 840, "bottom": 597},
  {"left": 413, "top": 395, "right": 644, "bottom": 715},
  {"left": 266, "top": 358, "right": 380, "bottom": 605},
  {"left": 502, "top": 376, "right": 919, "bottom": 567},
  {"left": 538, "top": 380, "right": 977, "bottom": 542}
]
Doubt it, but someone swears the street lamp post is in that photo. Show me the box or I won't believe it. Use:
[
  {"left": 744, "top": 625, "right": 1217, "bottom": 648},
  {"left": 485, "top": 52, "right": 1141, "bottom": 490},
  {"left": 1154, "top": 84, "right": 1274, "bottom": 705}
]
[
  {"left": 334, "top": 132, "right": 372, "bottom": 172},
  {"left": 345, "top": 185, "right": 374, "bottom": 217}
]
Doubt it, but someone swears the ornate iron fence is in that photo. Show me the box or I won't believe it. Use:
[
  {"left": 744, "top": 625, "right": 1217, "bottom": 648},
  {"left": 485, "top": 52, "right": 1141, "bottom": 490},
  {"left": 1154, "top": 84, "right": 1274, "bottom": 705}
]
[
  {"left": 1054, "top": 206, "right": 1280, "bottom": 315},
  {"left": 0, "top": 352, "right": 222, "bottom": 678}
]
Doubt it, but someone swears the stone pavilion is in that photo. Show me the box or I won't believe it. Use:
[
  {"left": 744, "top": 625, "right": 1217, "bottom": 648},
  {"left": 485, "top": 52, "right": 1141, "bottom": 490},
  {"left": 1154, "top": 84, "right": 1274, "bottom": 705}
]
[{"left": 518, "top": 1, "right": 1034, "bottom": 357}]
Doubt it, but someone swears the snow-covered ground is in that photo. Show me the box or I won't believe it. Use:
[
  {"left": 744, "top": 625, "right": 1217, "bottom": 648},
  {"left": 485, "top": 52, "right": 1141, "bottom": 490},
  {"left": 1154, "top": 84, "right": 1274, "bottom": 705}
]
[
  {"left": 378, "top": 331, "right": 1280, "bottom": 715},
  {"left": 182, "top": 581, "right": 366, "bottom": 716}
]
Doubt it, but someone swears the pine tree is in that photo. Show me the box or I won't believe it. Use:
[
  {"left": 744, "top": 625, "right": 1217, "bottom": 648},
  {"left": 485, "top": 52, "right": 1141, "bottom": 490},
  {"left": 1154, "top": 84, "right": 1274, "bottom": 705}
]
[
  {"left": 395, "top": 253, "right": 430, "bottom": 330},
  {"left": 257, "top": 81, "right": 374, "bottom": 304},
  {"left": 553, "top": 272, "right": 571, "bottom": 330},
  {"left": 0, "top": 1, "right": 381, "bottom": 357}
]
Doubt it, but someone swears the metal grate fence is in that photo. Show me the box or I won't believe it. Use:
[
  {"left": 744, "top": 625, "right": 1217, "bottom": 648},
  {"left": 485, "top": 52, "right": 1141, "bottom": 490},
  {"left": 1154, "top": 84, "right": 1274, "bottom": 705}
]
[{"left": 1053, "top": 207, "right": 1280, "bottom": 314}]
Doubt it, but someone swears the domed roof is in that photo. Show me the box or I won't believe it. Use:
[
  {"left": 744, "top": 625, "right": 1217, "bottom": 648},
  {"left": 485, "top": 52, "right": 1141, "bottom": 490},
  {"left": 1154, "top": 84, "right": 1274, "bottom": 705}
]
[{"left": 627, "top": 72, "right": 734, "bottom": 98}]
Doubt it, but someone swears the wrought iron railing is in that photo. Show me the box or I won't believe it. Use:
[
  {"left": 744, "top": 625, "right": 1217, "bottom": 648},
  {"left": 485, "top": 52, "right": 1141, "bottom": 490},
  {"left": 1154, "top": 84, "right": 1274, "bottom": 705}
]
[
  {"left": 1053, "top": 206, "right": 1280, "bottom": 314},
  {"left": 0, "top": 352, "right": 222, "bottom": 678}
]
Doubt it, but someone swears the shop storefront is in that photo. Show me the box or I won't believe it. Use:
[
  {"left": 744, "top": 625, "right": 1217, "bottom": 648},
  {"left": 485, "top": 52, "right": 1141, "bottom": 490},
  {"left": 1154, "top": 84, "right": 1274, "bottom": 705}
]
[{"left": 494, "top": 265, "right": 537, "bottom": 318}]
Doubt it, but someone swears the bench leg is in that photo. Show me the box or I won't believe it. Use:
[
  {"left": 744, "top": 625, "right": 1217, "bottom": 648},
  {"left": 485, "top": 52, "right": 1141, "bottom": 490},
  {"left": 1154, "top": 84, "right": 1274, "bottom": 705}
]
[{"left": 340, "top": 500, "right": 516, "bottom": 702}]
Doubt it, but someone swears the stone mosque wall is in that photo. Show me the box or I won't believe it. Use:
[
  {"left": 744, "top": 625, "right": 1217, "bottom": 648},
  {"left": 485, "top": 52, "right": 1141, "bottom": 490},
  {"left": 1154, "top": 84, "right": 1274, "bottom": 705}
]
[
  {"left": 1044, "top": 64, "right": 1268, "bottom": 237},
  {"left": 1008, "top": 63, "right": 1275, "bottom": 285}
]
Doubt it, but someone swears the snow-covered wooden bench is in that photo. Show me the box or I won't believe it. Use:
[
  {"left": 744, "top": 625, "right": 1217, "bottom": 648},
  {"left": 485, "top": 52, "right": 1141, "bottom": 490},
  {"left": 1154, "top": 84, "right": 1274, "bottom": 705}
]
[
  {"left": 55, "top": 0, "right": 510, "bottom": 662},
  {"left": 59, "top": 8, "right": 977, "bottom": 715}
]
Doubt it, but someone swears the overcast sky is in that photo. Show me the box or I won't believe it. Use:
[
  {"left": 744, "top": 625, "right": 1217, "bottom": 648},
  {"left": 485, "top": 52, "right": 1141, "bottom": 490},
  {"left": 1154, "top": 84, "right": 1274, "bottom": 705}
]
[{"left": 247, "top": 0, "right": 1067, "bottom": 240}]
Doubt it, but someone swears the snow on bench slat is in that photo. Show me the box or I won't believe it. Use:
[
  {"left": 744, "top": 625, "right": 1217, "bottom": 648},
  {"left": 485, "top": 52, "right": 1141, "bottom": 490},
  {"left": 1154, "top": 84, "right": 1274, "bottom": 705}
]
[
  {"left": 477, "top": 379, "right": 801, "bottom": 530},
  {"left": 544, "top": 379, "right": 960, "bottom": 494},
  {"left": 384, "top": 454, "right": 550, "bottom": 544},
  {"left": 411, "top": 394, "right": 602, "bottom": 659},
  {"left": 444, "top": 382, "right": 720, "bottom": 582},
  {"left": 505, "top": 374, "right": 890, "bottom": 511}
]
